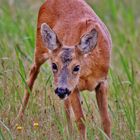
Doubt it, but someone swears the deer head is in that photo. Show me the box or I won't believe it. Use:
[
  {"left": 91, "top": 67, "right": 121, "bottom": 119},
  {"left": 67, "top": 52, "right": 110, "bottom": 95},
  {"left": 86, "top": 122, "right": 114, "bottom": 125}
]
[{"left": 41, "top": 23, "right": 98, "bottom": 99}]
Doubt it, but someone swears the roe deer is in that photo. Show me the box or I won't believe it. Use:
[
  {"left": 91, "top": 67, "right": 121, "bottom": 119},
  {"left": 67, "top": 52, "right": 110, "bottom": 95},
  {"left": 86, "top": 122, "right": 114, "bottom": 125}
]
[{"left": 18, "top": 0, "right": 112, "bottom": 139}]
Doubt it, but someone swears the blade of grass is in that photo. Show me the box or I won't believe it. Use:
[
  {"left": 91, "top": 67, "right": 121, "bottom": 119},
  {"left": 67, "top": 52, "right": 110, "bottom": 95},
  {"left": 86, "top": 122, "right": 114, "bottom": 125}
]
[
  {"left": 0, "top": 120, "right": 13, "bottom": 140},
  {"left": 0, "top": 128, "right": 5, "bottom": 140}
]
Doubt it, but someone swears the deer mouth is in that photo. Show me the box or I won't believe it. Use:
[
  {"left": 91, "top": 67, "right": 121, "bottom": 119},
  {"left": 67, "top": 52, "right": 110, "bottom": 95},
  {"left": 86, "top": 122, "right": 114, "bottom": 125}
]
[{"left": 55, "top": 87, "right": 71, "bottom": 99}]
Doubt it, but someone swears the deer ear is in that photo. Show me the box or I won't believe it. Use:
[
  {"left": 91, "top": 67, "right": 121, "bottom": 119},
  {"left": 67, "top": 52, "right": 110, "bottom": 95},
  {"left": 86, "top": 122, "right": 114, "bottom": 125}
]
[
  {"left": 41, "top": 23, "right": 60, "bottom": 51},
  {"left": 78, "top": 29, "right": 98, "bottom": 54}
]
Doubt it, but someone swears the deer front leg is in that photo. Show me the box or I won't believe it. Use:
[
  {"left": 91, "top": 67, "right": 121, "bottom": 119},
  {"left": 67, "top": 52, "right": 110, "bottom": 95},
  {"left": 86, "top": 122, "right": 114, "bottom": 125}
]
[
  {"left": 95, "top": 81, "right": 111, "bottom": 139},
  {"left": 64, "top": 99, "right": 73, "bottom": 135},
  {"left": 17, "top": 51, "right": 49, "bottom": 120},
  {"left": 17, "top": 63, "right": 40, "bottom": 120},
  {"left": 69, "top": 89, "right": 86, "bottom": 140},
  {"left": 17, "top": 50, "right": 49, "bottom": 120}
]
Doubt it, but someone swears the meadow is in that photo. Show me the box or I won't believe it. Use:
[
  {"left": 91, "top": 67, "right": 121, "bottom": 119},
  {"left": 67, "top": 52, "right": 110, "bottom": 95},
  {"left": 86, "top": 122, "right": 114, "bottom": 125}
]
[{"left": 0, "top": 0, "right": 140, "bottom": 139}]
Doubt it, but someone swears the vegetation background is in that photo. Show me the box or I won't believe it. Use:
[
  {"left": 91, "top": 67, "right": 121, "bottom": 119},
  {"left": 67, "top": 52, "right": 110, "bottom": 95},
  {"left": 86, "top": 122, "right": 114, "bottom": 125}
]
[{"left": 0, "top": 0, "right": 140, "bottom": 139}]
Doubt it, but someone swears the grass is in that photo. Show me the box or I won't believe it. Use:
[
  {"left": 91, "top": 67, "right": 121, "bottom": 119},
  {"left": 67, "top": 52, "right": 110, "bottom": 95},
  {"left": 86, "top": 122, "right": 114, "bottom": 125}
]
[{"left": 0, "top": 0, "right": 140, "bottom": 139}]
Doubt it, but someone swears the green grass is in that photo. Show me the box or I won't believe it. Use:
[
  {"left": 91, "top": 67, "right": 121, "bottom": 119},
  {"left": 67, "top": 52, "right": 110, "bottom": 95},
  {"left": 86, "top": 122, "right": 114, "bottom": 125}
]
[{"left": 0, "top": 0, "right": 140, "bottom": 139}]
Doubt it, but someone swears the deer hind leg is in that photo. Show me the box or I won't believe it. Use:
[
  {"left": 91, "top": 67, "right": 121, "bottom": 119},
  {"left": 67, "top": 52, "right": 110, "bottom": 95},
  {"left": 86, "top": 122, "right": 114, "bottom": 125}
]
[
  {"left": 69, "top": 89, "right": 86, "bottom": 140},
  {"left": 17, "top": 5, "right": 50, "bottom": 120},
  {"left": 95, "top": 81, "right": 111, "bottom": 139}
]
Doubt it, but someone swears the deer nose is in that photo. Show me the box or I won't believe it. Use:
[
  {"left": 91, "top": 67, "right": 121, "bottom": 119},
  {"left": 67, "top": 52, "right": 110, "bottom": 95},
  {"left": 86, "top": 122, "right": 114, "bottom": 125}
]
[{"left": 55, "top": 88, "right": 71, "bottom": 99}]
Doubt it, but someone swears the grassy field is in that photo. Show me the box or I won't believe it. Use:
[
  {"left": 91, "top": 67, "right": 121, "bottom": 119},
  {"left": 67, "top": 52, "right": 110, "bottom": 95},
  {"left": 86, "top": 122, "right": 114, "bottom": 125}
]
[{"left": 0, "top": 0, "right": 140, "bottom": 140}]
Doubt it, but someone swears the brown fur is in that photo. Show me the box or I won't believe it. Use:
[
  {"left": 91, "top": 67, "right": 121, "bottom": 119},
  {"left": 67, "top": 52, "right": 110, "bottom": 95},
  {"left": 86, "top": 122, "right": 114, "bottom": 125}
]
[{"left": 18, "top": 0, "right": 112, "bottom": 139}]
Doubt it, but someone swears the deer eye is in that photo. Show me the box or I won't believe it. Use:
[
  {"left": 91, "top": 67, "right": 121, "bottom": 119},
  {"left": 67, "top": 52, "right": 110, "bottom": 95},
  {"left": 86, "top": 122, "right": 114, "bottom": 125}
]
[
  {"left": 73, "top": 65, "right": 80, "bottom": 73},
  {"left": 52, "top": 63, "right": 58, "bottom": 72}
]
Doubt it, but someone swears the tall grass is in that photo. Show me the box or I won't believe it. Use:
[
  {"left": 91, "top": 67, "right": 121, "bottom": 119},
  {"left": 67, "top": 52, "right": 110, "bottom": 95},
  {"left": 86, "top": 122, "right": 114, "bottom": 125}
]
[{"left": 0, "top": 0, "right": 140, "bottom": 139}]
